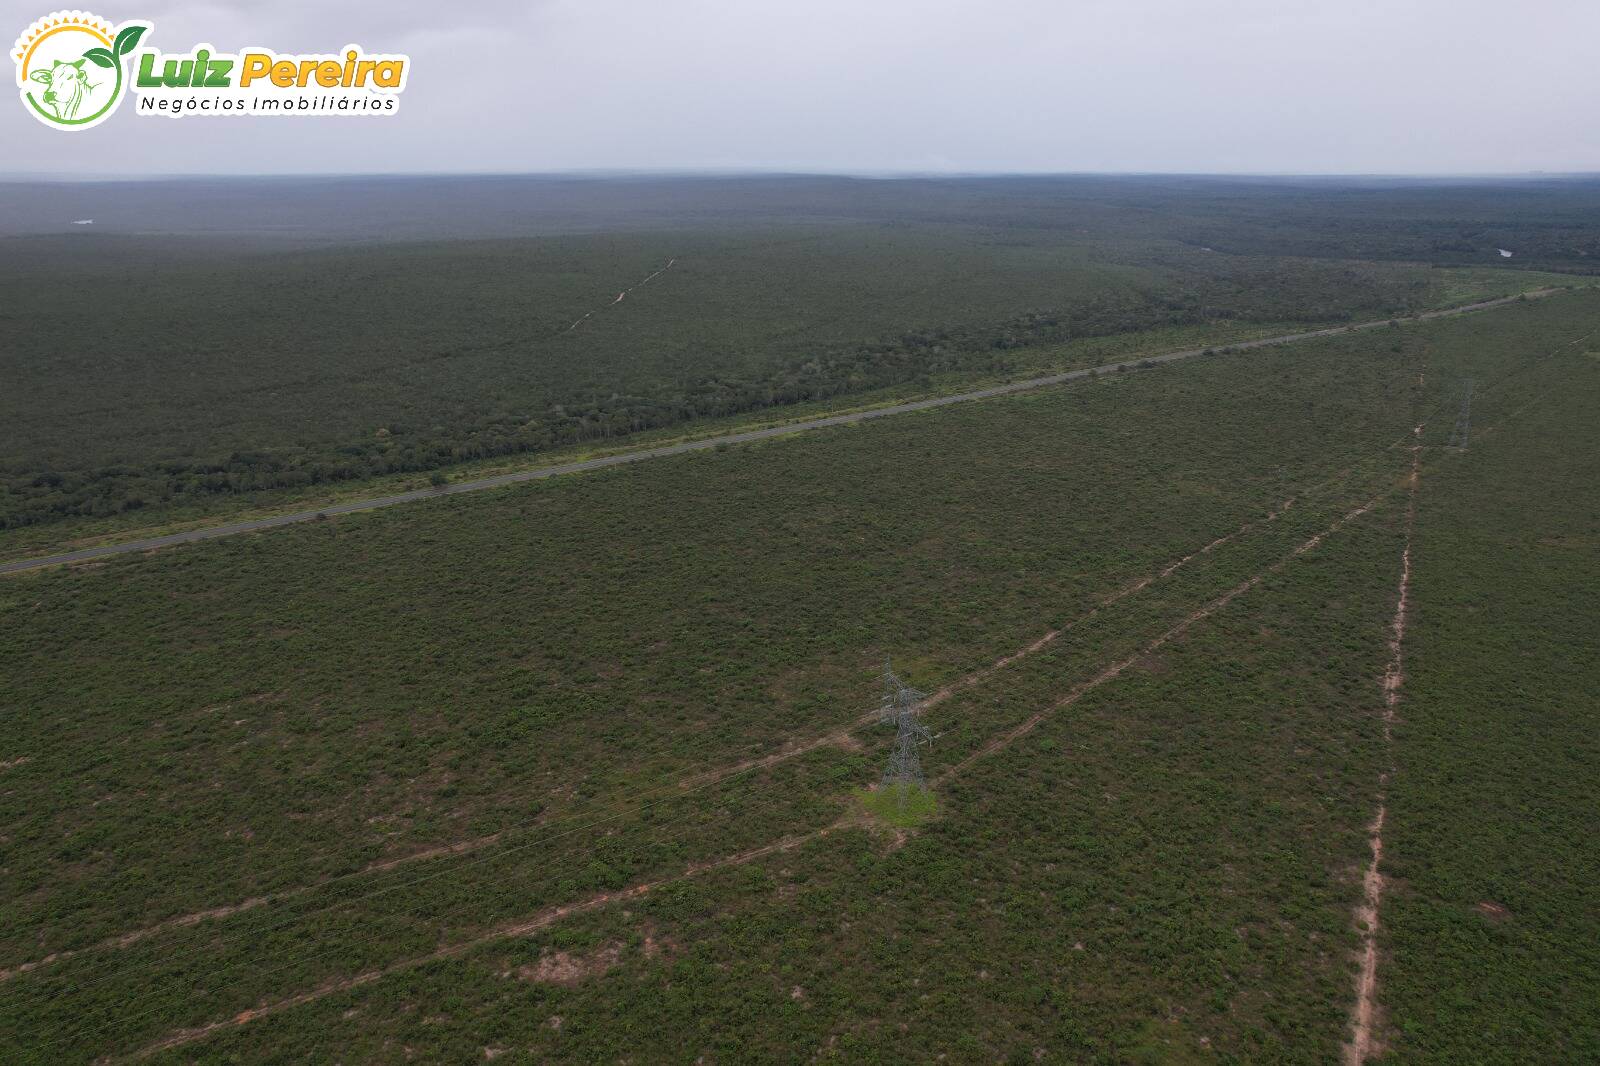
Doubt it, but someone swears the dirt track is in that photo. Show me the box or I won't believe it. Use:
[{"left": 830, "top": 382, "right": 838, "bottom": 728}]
[
  {"left": 9, "top": 492, "right": 1305, "bottom": 985},
  {"left": 114, "top": 487, "right": 1395, "bottom": 1062},
  {"left": 1344, "top": 423, "right": 1422, "bottom": 1065},
  {"left": 0, "top": 289, "right": 1558, "bottom": 576}
]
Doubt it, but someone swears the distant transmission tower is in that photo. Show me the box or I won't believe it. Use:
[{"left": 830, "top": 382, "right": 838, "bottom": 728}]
[
  {"left": 878, "top": 658, "right": 933, "bottom": 789},
  {"left": 1447, "top": 379, "right": 1474, "bottom": 449}
]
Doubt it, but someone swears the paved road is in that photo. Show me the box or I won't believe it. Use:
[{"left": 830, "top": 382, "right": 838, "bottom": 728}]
[{"left": 0, "top": 289, "right": 1561, "bottom": 576}]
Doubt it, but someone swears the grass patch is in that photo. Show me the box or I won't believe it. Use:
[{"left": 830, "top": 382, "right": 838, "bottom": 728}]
[{"left": 857, "top": 782, "right": 939, "bottom": 827}]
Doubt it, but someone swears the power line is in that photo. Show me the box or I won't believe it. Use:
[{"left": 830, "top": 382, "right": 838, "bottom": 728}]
[
  {"left": 878, "top": 659, "right": 934, "bottom": 793},
  {"left": 42, "top": 453, "right": 1427, "bottom": 1058},
  {"left": 44, "top": 764, "right": 851, "bottom": 1061},
  {"left": 11, "top": 415, "right": 1437, "bottom": 1006},
  {"left": 1447, "top": 379, "right": 1474, "bottom": 449},
  {"left": 31, "top": 334, "right": 1579, "bottom": 1049}
]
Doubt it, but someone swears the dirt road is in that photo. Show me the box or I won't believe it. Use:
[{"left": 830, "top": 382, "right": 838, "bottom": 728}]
[{"left": 0, "top": 290, "right": 1558, "bottom": 576}]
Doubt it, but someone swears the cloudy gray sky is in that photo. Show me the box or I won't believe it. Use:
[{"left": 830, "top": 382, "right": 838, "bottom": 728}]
[{"left": 5, "top": 0, "right": 1597, "bottom": 176}]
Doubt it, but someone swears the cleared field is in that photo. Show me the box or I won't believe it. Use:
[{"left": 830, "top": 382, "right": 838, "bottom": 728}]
[{"left": 2, "top": 291, "right": 1598, "bottom": 1062}]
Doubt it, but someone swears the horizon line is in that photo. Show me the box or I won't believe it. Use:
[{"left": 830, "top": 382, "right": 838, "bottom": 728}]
[{"left": 2, "top": 168, "right": 1598, "bottom": 184}]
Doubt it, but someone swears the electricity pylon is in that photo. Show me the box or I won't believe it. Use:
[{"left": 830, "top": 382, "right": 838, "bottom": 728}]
[
  {"left": 1447, "top": 379, "right": 1474, "bottom": 449},
  {"left": 879, "top": 658, "right": 932, "bottom": 789}
]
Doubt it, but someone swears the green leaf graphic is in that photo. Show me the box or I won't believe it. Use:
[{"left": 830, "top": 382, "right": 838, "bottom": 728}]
[
  {"left": 113, "top": 24, "right": 146, "bottom": 56},
  {"left": 82, "top": 46, "right": 115, "bottom": 68}
]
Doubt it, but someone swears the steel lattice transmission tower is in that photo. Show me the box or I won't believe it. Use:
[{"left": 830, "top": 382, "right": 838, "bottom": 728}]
[
  {"left": 878, "top": 658, "right": 933, "bottom": 788},
  {"left": 1447, "top": 379, "right": 1474, "bottom": 449}
]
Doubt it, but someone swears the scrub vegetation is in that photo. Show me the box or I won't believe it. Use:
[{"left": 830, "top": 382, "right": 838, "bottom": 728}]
[
  {"left": 1, "top": 175, "right": 1587, "bottom": 532},
  {"left": 5, "top": 278, "right": 1599, "bottom": 1062},
  {"left": 1377, "top": 329, "right": 1600, "bottom": 1062}
]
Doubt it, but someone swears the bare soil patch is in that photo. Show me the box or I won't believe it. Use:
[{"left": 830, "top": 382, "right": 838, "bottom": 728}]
[{"left": 516, "top": 942, "right": 624, "bottom": 986}]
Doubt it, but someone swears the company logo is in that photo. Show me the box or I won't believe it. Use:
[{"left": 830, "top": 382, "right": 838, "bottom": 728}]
[
  {"left": 14, "top": 10, "right": 409, "bottom": 130},
  {"left": 13, "top": 11, "right": 147, "bottom": 129}
]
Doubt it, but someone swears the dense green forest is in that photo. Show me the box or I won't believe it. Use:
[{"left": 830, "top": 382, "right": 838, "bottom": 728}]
[
  {"left": 2, "top": 176, "right": 1593, "bottom": 531},
  {"left": 6, "top": 174, "right": 1600, "bottom": 268}
]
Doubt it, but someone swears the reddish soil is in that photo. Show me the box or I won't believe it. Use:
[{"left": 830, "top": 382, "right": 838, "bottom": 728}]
[
  {"left": 515, "top": 942, "right": 623, "bottom": 985},
  {"left": 1, "top": 897, "right": 273, "bottom": 984},
  {"left": 566, "top": 259, "right": 676, "bottom": 332},
  {"left": 681, "top": 496, "right": 1296, "bottom": 793},
  {"left": 11, "top": 492, "right": 1314, "bottom": 986},
  {"left": 937, "top": 495, "right": 1384, "bottom": 783},
  {"left": 126, "top": 824, "right": 845, "bottom": 1060},
  {"left": 125, "top": 486, "right": 1391, "bottom": 1061},
  {"left": 1343, "top": 428, "right": 1422, "bottom": 1066}
]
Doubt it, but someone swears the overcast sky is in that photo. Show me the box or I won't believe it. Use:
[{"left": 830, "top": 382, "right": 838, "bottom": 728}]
[{"left": 6, "top": 0, "right": 1598, "bottom": 177}]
